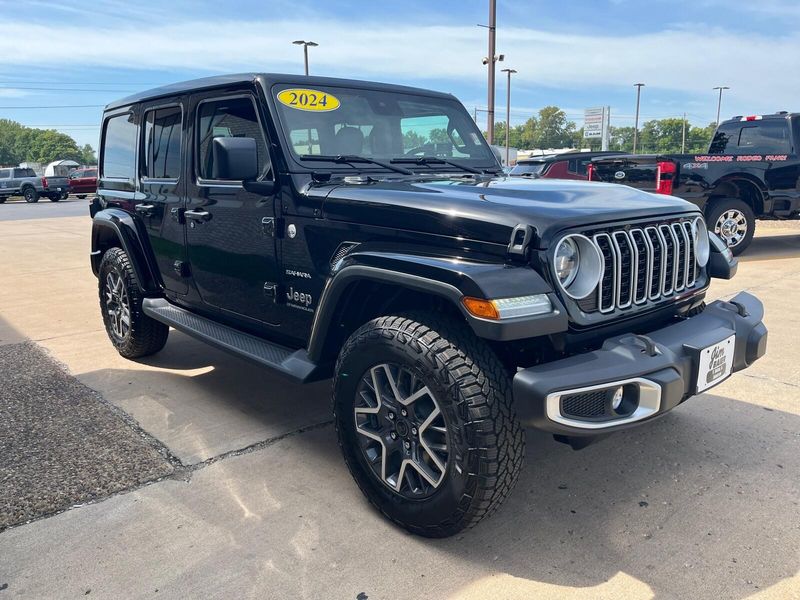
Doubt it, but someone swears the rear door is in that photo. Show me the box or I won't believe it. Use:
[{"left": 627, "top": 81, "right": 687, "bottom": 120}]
[
  {"left": 139, "top": 100, "right": 189, "bottom": 295},
  {"left": 183, "top": 89, "right": 281, "bottom": 325}
]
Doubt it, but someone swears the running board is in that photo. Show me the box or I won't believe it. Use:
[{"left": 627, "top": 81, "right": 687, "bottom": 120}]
[{"left": 142, "top": 298, "right": 324, "bottom": 383}]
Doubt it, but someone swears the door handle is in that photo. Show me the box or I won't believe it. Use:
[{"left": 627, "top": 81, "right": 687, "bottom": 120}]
[
  {"left": 184, "top": 209, "right": 212, "bottom": 222},
  {"left": 135, "top": 203, "right": 155, "bottom": 216}
]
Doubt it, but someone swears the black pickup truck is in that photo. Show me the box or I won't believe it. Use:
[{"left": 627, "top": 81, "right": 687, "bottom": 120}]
[
  {"left": 89, "top": 73, "right": 766, "bottom": 537},
  {"left": 589, "top": 112, "right": 800, "bottom": 254}
]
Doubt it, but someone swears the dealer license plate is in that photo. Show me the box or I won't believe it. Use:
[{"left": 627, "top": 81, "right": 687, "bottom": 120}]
[{"left": 696, "top": 335, "right": 735, "bottom": 393}]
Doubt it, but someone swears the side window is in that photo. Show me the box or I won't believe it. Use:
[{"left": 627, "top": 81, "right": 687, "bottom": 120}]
[
  {"left": 0, "top": 169, "right": 11, "bottom": 178},
  {"left": 196, "top": 96, "right": 269, "bottom": 180},
  {"left": 401, "top": 114, "right": 467, "bottom": 157},
  {"left": 143, "top": 106, "right": 182, "bottom": 179},
  {"left": 102, "top": 113, "right": 137, "bottom": 179},
  {"left": 87, "top": 169, "right": 97, "bottom": 178},
  {"left": 737, "top": 122, "right": 790, "bottom": 153},
  {"left": 567, "top": 159, "right": 578, "bottom": 174},
  {"left": 708, "top": 123, "right": 740, "bottom": 154}
]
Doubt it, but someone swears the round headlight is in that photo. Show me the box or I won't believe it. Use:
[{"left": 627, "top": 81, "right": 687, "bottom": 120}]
[
  {"left": 555, "top": 237, "right": 579, "bottom": 287},
  {"left": 693, "top": 217, "right": 710, "bottom": 267},
  {"left": 553, "top": 234, "right": 603, "bottom": 299}
]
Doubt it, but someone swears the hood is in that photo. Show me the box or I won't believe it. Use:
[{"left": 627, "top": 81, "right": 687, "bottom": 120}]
[{"left": 320, "top": 175, "right": 698, "bottom": 247}]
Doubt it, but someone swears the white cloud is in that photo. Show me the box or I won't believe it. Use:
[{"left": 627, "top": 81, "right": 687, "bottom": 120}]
[{"left": 0, "top": 18, "right": 797, "bottom": 116}]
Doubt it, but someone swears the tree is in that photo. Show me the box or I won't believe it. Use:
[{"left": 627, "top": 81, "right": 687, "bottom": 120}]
[
  {"left": 0, "top": 118, "right": 95, "bottom": 165},
  {"left": 531, "top": 106, "right": 576, "bottom": 149}
]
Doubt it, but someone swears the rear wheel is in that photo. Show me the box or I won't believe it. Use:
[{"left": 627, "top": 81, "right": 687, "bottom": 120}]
[
  {"left": 333, "top": 313, "right": 525, "bottom": 537},
  {"left": 706, "top": 198, "right": 755, "bottom": 255},
  {"left": 98, "top": 247, "right": 169, "bottom": 358},
  {"left": 23, "top": 187, "right": 39, "bottom": 203}
]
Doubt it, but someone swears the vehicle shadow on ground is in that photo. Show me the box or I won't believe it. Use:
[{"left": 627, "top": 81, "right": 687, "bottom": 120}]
[
  {"left": 83, "top": 330, "right": 334, "bottom": 463},
  {"left": 740, "top": 232, "right": 800, "bottom": 262}
]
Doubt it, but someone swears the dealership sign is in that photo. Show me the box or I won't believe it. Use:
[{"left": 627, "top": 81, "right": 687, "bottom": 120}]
[{"left": 584, "top": 106, "right": 610, "bottom": 150}]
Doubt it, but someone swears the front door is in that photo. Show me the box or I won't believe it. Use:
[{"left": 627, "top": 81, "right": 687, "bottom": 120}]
[{"left": 184, "top": 91, "right": 281, "bottom": 325}]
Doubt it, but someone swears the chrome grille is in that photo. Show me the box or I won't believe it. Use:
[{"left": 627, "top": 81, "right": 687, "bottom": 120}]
[{"left": 590, "top": 218, "right": 700, "bottom": 314}]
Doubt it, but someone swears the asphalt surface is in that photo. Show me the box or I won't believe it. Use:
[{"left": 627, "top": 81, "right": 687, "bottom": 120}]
[
  {"left": 0, "top": 197, "right": 89, "bottom": 221},
  {"left": 0, "top": 213, "right": 798, "bottom": 599},
  {"left": 0, "top": 342, "right": 174, "bottom": 531}
]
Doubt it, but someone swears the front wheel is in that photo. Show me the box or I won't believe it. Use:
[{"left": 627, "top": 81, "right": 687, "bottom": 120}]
[
  {"left": 98, "top": 247, "right": 169, "bottom": 358},
  {"left": 333, "top": 313, "right": 525, "bottom": 537},
  {"left": 706, "top": 198, "right": 755, "bottom": 255}
]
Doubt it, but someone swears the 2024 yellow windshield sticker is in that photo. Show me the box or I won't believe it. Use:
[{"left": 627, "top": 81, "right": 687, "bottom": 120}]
[{"left": 277, "top": 89, "right": 340, "bottom": 112}]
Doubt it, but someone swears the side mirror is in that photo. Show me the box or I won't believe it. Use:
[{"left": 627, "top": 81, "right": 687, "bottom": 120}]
[{"left": 212, "top": 137, "right": 259, "bottom": 180}]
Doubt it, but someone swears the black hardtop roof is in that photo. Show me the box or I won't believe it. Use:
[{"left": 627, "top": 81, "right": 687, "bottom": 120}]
[
  {"left": 721, "top": 111, "right": 798, "bottom": 125},
  {"left": 105, "top": 73, "right": 455, "bottom": 111}
]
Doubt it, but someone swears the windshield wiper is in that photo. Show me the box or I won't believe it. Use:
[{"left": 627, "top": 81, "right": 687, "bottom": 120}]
[
  {"left": 300, "top": 154, "right": 413, "bottom": 175},
  {"left": 389, "top": 156, "right": 483, "bottom": 174}
]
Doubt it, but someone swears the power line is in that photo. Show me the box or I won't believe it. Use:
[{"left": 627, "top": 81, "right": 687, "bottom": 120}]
[
  {"left": 0, "top": 104, "right": 104, "bottom": 109},
  {"left": 0, "top": 86, "right": 136, "bottom": 92}
]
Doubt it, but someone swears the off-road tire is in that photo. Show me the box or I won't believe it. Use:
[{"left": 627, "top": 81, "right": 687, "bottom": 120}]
[
  {"left": 706, "top": 197, "right": 755, "bottom": 256},
  {"left": 22, "top": 186, "right": 39, "bottom": 203},
  {"left": 333, "top": 312, "right": 525, "bottom": 537},
  {"left": 49, "top": 194, "right": 60, "bottom": 202},
  {"left": 98, "top": 247, "right": 169, "bottom": 358}
]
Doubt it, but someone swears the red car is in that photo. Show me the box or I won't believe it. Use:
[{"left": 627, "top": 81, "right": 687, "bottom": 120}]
[
  {"left": 68, "top": 167, "right": 98, "bottom": 198},
  {"left": 509, "top": 151, "right": 624, "bottom": 180}
]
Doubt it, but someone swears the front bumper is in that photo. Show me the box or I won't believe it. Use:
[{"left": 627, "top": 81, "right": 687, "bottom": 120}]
[{"left": 513, "top": 291, "right": 767, "bottom": 435}]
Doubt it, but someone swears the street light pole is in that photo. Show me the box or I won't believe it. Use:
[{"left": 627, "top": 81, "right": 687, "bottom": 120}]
[
  {"left": 292, "top": 40, "right": 318, "bottom": 76},
  {"left": 713, "top": 86, "right": 730, "bottom": 126},
  {"left": 501, "top": 68, "right": 516, "bottom": 167},
  {"left": 487, "top": 0, "right": 497, "bottom": 145},
  {"left": 632, "top": 83, "right": 644, "bottom": 154}
]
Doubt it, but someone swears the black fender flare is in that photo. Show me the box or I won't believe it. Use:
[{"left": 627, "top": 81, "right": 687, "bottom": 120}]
[
  {"left": 306, "top": 250, "right": 567, "bottom": 362},
  {"left": 90, "top": 208, "right": 161, "bottom": 294}
]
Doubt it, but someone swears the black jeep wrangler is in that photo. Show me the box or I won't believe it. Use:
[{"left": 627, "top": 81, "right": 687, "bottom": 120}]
[{"left": 90, "top": 73, "right": 767, "bottom": 537}]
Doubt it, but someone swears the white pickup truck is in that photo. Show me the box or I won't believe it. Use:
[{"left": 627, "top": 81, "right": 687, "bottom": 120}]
[{"left": 0, "top": 167, "right": 69, "bottom": 203}]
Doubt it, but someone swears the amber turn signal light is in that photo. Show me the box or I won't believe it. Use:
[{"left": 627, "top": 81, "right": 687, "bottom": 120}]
[{"left": 461, "top": 297, "right": 500, "bottom": 320}]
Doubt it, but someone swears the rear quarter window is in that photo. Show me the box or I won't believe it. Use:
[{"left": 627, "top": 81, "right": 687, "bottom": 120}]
[
  {"left": 102, "top": 113, "right": 137, "bottom": 179},
  {"left": 0, "top": 169, "right": 10, "bottom": 178}
]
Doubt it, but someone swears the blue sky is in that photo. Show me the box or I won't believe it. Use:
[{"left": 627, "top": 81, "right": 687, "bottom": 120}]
[{"left": 1, "top": 0, "right": 798, "bottom": 150}]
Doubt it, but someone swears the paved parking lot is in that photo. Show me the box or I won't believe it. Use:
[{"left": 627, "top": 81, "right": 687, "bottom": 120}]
[{"left": 0, "top": 210, "right": 798, "bottom": 599}]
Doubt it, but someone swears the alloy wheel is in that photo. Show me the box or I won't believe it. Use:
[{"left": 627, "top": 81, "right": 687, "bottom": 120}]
[
  {"left": 354, "top": 363, "right": 449, "bottom": 499},
  {"left": 714, "top": 209, "right": 748, "bottom": 247},
  {"left": 104, "top": 271, "right": 131, "bottom": 340}
]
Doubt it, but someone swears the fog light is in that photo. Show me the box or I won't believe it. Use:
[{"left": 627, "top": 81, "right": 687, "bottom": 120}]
[{"left": 611, "top": 387, "right": 624, "bottom": 411}]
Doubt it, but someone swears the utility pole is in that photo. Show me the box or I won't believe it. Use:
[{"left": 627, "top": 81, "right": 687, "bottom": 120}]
[
  {"left": 681, "top": 112, "right": 686, "bottom": 153},
  {"left": 292, "top": 40, "right": 318, "bottom": 76},
  {"left": 486, "top": 0, "right": 497, "bottom": 145},
  {"left": 632, "top": 83, "right": 645, "bottom": 154},
  {"left": 713, "top": 86, "right": 730, "bottom": 126},
  {"left": 501, "top": 68, "right": 516, "bottom": 166}
]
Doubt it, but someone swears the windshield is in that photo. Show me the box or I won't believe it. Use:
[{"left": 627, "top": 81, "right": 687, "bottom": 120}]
[
  {"left": 509, "top": 162, "right": 545, "bottom": 176},
  {"left": 271, "top": 84, "right": 498, "bottom": 171}
]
